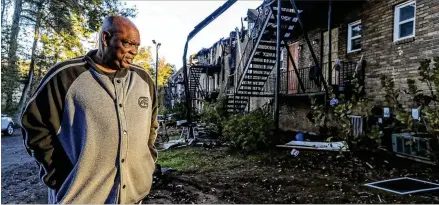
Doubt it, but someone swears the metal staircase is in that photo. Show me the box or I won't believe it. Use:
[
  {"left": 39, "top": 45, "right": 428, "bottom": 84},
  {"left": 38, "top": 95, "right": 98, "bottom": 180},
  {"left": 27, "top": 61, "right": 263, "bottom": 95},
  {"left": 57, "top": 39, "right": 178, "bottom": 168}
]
[
  {"left": 188, "top": 66, "right": 205, "bottom": 111},
  {"left": 226, "top": 1, "right": 301, "bottom": 114}
]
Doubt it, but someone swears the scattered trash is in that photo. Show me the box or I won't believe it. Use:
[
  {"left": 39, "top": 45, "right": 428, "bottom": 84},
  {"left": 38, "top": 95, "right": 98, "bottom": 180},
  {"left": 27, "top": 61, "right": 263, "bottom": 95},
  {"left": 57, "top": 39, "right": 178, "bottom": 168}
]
[
  {"left": 162, "top": 139, "right": 185, "bottom": 150},
  {"left": 161, "top": 167, "right": 175, "bottom": 174},
  {"left": 176, "top": 120, "right": 187, "bottom": 126},
  {"left": 365, "top": 162, "right": 373, "bottom": 169},
  {"left": 377, "top": 195, "right": 382, "bottom": 202},
  {"left": 290, "top": 149, "right": 300, "bottom": 157},
  {"left": 277, "top": 141, "right": 349, "bottom": 152},
  {"left": 365, "top": 177, "right": 439, "bottom": 195}
]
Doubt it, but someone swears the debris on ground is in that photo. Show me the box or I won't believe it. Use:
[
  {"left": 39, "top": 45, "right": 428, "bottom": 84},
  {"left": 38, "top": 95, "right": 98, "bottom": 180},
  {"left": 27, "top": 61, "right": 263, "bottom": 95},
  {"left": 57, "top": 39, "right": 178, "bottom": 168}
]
[
  {"left": 365, "top": 177, "right": 439, "bottom": 195},
  {"left": 277, "top": 141, "right": 349, "bottom": 152},
  {"left": 142, "top": 147, "right": 439, "bottom": 204}
]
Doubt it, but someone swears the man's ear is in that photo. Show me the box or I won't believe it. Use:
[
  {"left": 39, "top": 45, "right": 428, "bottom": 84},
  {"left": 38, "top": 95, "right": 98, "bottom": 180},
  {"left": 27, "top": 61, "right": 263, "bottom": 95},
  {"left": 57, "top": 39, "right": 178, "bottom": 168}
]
[{"left": 102, "top": 31, "right": 112, "bottom": 47}]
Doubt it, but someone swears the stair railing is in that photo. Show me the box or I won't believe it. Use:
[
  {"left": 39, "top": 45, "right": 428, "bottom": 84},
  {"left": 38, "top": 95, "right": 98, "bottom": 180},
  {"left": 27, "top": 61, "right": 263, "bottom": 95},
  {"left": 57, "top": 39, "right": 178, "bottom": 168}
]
[{"left": 234, "top": 4, "right": 272, "bottom": 94}]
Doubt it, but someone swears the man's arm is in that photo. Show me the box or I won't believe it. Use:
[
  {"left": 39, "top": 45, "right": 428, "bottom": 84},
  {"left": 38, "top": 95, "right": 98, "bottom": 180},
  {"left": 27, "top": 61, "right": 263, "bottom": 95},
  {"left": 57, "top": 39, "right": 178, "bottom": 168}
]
[
  {"left": 21, "top": 65, "right": 79, "bottom": 190},
  {"left": 148, "top": 84, "right": 159, "bottom": 162}
]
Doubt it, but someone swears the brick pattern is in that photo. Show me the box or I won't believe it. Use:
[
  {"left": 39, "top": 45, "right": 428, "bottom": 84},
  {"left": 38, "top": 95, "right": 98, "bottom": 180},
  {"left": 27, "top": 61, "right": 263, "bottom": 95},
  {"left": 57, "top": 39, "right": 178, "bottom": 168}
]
[
  {"left": 338, "top": 0, "right": 439, "bottom": 105},
  {"left": 287, "top": 0, "right": 439, "bottom": 105},
  {"left": 278, "top": 0, "right": 439, "bottom": 132}
]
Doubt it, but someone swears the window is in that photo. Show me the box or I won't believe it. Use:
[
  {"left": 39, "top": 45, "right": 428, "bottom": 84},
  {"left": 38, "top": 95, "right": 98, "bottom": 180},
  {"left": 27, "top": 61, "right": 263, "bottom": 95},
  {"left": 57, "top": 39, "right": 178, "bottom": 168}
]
[
  {"left": 394, "top": 1, "right": 416, "bottom": 41},
  {"left": 347, "top": 20, "right": 362, "bottom": 53}
]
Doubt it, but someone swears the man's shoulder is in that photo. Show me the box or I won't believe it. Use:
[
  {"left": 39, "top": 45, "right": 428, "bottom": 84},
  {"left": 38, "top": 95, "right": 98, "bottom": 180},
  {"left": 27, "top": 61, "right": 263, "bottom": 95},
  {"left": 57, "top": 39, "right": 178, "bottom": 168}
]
[
  {"left": 44, "top": 57, "right": 87, "bottom": 79},
  {"left": 38, "top": 57, "right": 88, "bottom": 89},
  {"left": 130, "top": 64, "right": 154, "bottom": 84}
]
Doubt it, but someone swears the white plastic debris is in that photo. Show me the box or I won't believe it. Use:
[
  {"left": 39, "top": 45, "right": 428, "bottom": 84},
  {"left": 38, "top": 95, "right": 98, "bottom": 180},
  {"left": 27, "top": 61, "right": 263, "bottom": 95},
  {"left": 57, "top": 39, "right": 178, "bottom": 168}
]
[{"left": 291, "top": 149, "right": 300, "bottom": 157}]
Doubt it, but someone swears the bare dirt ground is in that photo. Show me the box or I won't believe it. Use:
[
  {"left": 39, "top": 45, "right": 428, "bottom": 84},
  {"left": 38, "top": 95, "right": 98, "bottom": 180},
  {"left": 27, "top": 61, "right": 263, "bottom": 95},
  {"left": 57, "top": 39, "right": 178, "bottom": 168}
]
[
  {"left": 1, "top": 130, "right": 47, "bottom": 204},
  {"left": 2, "top": 130, "right": 439, "bottom": 204},
  {"left": 142, "top": 147, "right": 439, "bottom": 204}
]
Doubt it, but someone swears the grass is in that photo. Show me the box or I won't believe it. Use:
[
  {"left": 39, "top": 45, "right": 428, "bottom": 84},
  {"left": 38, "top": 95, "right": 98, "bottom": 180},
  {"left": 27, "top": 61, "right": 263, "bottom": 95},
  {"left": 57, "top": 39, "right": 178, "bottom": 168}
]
[
  {"left": 156, "top": 146, "right": 287, "bottom": 173},
  {"left": 157, "top": 147, "right": 270, "bottom": 172}
]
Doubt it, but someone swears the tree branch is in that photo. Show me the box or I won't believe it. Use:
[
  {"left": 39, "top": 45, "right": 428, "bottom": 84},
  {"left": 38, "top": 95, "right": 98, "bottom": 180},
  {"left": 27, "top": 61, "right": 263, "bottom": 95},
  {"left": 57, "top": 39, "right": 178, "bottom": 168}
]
[
  {"left": 41, "top": 18, "right": 58, "bottom": 33},
  {"left": 21, "top": 9, "right": 37, "bottom": 16},
  {"left": 20, "top": 14, "right": 36, "bottom": 22}
]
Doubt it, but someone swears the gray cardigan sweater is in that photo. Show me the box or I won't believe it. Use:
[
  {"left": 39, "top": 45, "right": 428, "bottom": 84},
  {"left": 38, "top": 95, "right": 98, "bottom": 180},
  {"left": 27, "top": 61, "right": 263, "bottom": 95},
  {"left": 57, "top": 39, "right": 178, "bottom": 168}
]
[{"left": 21, "top": 50, "right": 159, "bottom": 204}]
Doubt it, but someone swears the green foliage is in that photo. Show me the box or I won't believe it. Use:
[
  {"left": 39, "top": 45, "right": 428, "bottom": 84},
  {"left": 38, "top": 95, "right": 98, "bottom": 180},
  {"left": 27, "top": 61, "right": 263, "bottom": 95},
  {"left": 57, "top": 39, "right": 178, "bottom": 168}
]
[
  {"left": 222, "top": 104, "right": 274, "bottom": 153},
  {"left": 199, "top": 97, "right": 228, "bottom": 134},
  {"left": 133, "top": 46, "right": 154, "bottom": 74},
  {"left": 380, "top": 57, "right": 439, "bottom": 162},
  {"left": 1, "top": 0, "right": 138, "bottom": 115},
  {"left": 157, "top": 57, "right": 175, "bottom": 86},
  {"left": 158, "top": 106, "right": 169, "bottom": 115},
  {"left": 310, "top": 67, "right": 379, "bottom": 152},
  {"left": 169, "top": 101, "right": 187, "bottom": 120}
]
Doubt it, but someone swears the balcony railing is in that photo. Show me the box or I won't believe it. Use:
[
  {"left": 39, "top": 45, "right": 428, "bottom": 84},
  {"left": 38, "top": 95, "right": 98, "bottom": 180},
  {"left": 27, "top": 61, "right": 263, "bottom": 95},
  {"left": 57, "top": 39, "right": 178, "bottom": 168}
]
[{"left": 280, "top": 60, "right": 360, "bottom": 95}]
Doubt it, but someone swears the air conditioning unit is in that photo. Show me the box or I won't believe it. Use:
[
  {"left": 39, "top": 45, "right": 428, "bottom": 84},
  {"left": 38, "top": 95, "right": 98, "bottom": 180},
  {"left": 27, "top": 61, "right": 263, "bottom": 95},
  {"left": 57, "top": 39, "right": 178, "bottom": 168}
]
[
  {"left": 391, "top": 133, "right": 432, "bottom": 162},
  {"left": 350, "top": 115, "right": 364, "bottom": 138}
]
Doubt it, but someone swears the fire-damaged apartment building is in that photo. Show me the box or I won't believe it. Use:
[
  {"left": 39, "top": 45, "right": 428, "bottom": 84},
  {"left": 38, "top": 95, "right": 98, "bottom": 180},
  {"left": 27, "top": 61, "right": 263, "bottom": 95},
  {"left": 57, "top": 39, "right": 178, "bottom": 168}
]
[{"left": 166, "top": 0, "right": 439, "bottom": 133}]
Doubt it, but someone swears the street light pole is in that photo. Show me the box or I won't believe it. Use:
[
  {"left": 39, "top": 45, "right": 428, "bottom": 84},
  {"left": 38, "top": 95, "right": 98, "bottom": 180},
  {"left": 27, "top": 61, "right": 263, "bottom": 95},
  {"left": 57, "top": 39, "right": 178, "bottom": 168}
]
[{"left": 152, "top": 40, "right": 161, "bottom": 95}]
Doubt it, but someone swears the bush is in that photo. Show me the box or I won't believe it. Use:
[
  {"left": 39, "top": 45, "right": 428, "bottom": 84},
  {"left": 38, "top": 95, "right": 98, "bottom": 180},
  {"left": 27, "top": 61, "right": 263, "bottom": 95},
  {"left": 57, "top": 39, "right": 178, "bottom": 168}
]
[
  {"left": 199, "top": 97, "right": 228, "bottom": 135},
  {"left": 381, "top": 57, "right": 439, "bottom": 162},
  {"left": 169, "top": 101, "right": 187, "bottom": 120},
  {"left": 222, "top": 104, "right": 274, "bottom": 153},
  {"left": 309, "top": 63, "right": 380, "bottom": 153}
]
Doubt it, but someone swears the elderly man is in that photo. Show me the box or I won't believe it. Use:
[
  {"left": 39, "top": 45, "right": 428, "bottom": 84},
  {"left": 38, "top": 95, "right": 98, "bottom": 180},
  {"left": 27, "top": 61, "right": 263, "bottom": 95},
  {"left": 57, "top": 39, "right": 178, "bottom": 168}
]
[{"left": 21, "top": 16, "right": 158, "bottom": 204}]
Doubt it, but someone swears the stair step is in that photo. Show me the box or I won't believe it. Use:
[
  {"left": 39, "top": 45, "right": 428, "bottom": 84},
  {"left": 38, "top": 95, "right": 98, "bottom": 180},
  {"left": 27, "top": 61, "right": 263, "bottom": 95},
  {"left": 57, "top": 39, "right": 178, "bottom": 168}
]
[
  {"left": 271, "top": 12, "right": 296, "bottom": 18},
  {"left": 255, "top": 48, "right": 276, "bottom": 53},
  {"left": 268, "top": 17, "right": 298, "bottom": 24},
  {"left": 266, "top": 26, "right": 296, "bottom": 33},
  {"left": 239, "top": 89, "right": 260, "bottom": 93},
  {"left": 253, "top": 56, "right": 276, "bottom": 60},
  {"left": 272, "top": 7, "right": 303, "bottom": 14},
  {"left": 243, "top": 78, "right": 267, "bottom": 82},
  {"left": 251, "top": 61, "right": 276, "bottom": 66},
  {"left": 246, "top": 73, "right": 270, "bottom": 77},
  {"left": 263, "top": 32, "right": 295, "bottom": 39},
  {"left": 241, "top": 84, "right": 265, "bottom": 87},
  {"left": 250, "top": 68, "right": 273, "bottom": 72},
  {"left": 258, "top": 41, "right": 277, "bottom": 46}
]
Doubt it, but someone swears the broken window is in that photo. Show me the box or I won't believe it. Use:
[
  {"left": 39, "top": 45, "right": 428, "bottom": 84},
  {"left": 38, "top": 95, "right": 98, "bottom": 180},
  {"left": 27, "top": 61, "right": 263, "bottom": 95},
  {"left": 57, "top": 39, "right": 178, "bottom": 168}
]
[
  {"left": 394, "top": 0, "right": 416, "bottom": 41},
  {"left": 347, "top": 20, "right": 362, "bottom": 53}
]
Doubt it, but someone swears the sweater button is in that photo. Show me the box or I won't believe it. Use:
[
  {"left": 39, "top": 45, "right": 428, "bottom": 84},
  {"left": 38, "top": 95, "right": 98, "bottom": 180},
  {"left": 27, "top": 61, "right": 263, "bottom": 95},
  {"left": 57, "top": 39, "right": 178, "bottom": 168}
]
[
  {"left": 121, "top": 159, "right": 125, "bottom": 163},
  {"left": 119, "top": 103, "right": 122, "bottom": 107},
  {"left": 122, "top": 185, "right": 126, "bottom": 189},
  {"left": 116, "top": 79, "right": 121, "bottom": 83}
]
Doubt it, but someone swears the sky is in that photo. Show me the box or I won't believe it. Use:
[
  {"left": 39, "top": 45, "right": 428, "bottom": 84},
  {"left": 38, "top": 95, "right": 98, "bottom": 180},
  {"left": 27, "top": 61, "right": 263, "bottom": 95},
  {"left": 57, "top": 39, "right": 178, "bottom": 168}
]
[{"left": 123, "top": 1, "right": 262, "bottom": 70}]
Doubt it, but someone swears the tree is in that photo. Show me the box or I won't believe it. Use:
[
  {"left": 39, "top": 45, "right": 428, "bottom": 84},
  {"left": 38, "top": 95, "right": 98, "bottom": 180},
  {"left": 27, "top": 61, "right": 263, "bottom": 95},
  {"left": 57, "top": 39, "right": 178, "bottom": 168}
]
[
  {"left": 2, "top": 0, "right": 23, "bottom": 114},
  {"left": 133, "top": 46, "right": 154, "bottom": 74},
  {"left": 12, "top": 0, "right": 137, "bottom": 125},
  {"left": 157, "top": 57, "right": 175, "bottom": 86},
  {"left": 132, "top": 46, "right": 175, "bottom": 87}
]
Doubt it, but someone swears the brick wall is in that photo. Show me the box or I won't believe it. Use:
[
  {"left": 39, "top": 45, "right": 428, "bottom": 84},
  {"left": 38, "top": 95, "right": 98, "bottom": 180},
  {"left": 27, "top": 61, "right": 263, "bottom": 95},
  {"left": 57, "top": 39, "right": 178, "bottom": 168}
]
[
  {"left": 278, "top": 0, "right": 439, "bottom": 132},
  {"left": 338, "top": 0, "right": 439, "bottom": 104}
]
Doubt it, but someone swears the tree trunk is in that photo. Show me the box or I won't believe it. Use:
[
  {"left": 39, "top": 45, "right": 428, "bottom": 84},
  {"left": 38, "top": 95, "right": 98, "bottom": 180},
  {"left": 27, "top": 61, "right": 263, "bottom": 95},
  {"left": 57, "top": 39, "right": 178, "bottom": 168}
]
[
  {"left": 1, "top": 0, "right": 6, "bottom": 25},
  {"left": 4, "top": 0, "right": 22, "bottom": 113},
  {"left": 14, "top": 8, "right": 42, "bottom": 126}
]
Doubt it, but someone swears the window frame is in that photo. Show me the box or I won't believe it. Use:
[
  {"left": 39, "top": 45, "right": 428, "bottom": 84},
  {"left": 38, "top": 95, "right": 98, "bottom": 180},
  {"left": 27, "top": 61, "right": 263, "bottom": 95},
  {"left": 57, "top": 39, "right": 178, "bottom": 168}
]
[
  {"left": 347, "top": 20, "right": 362, "bottom": 53},
  {"left": 394, "top": 0, "right": 416, "bottom": 42}
]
